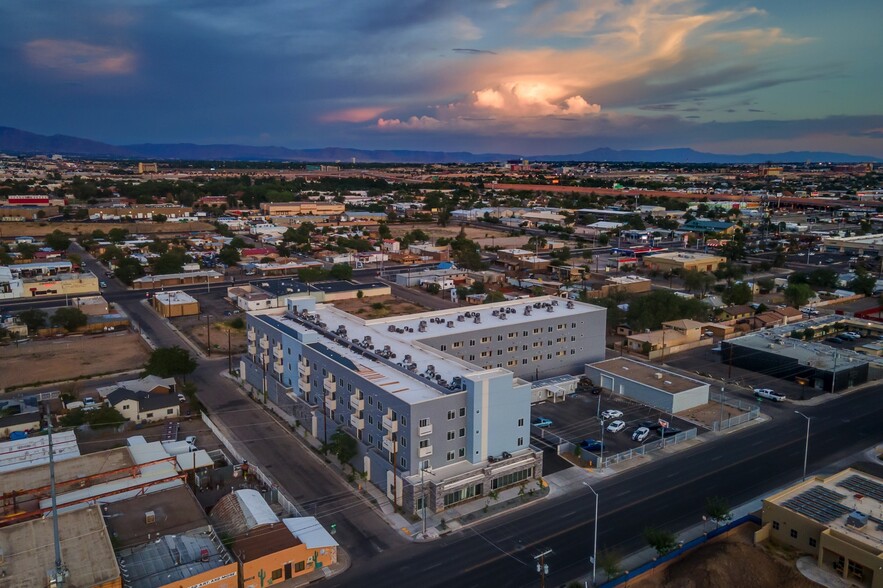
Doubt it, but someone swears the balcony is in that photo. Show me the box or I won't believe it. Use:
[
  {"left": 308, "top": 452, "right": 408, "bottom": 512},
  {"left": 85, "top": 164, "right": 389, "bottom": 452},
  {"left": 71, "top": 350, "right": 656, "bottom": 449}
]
[
  {"left": 247, "top": 330, "right": 256, "bottom": 342},
  {"left": 247, "top": 344, "right": 256, "bottom": 356},
  {"left": 349, "top": 396, "right": 364, "bottom": 411},
  {"left": 299, "top": 365, "right": 310, "bottom": 377},
  {"left": 259, "top": 337, "right": 269, "bottom": 350},
  {"left": 350, "top": 414, "right": 364, "bottom": 430},
  {"left": 273, "top": 363, "right": 284, "bottom": 374},
  {"left": 273, "top": 346, "right": 283, "bottom": 359},
  {"left": 418, "top": 445, "right": 433, "bottom": 458},
  {"left": 418, "top": 424, "right": 433, "bottom": 437},
  {"left": 382, "top": 415, "right": 398, "bottom": 433},
  {"left": 325, "top": 397, "right": 337, "bottom": 411},
  {"left": 323, "top": 381, "right": 336, "bottom": 395},
  {"left": 382, "top": 436, "right": 396, "bottom": 452}
]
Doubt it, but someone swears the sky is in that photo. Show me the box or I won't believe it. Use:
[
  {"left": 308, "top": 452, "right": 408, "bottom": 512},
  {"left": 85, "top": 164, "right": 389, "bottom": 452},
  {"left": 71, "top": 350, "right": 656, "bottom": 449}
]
[{"left": 2, "top": 0, "right": 882, "bottom": 157}]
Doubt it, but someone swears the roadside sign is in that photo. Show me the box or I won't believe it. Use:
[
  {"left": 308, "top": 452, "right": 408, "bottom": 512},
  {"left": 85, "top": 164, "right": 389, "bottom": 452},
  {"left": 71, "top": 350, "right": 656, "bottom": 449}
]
[{"left": 658, "top": 419, "right": 669, "bottom": 428}]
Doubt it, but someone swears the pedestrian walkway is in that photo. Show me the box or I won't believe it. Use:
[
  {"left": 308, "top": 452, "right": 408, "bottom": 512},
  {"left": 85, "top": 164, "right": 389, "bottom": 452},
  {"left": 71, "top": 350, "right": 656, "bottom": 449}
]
[{"left": 797, "top": 556, "right": 865, "bottom": 588}]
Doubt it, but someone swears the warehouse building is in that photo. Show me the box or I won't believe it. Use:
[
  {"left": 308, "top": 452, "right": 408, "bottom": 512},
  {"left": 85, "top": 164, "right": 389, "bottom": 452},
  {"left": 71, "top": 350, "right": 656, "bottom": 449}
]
[
  {"left": 642, "top": 251, "right": 727, "bottom": 273},
  {"left": 240, "top": 295, "right": 606, "bottom": 514},
  {"left": 152, "top": 290, "right": 200, "bottom": 318},
  {"left": 585, "top": 357, "right": 710, "bottom": 413}
]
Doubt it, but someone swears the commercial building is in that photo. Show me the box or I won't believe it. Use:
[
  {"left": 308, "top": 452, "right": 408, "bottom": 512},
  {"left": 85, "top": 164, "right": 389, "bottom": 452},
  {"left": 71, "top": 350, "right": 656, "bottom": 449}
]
[
  {"left": 762, "top": 468, "right": 883, "bottom": 588},
  {"left": 153, "top": 290, "right": 200, "bottom": 318},
  {"left": 721, "top": 333, "right": 869, "bottom": 392},
  {"left": 682, "top": 219, "right": 736, "bottom": 234},
  {"left": 0, "top": 430, "right": 80, "bottom": 473},
  {"left": 2, "top": 262, "right": 100, "bottom": 298},
  {"left": 228, "top": 280, "right": 389, "bottom": 311},
  {"left": 88, "top": 206, "right": 191, "bottom": 220},
  {"left": 496, "top": 248, "right": 551, "bottom": 272},
  {"left": 133, "top": 270, "right": 224, "bottom": 290},
  {"left": 240, "top": 295, "right": 605, "bottom": 514},
  {"left": 0, "top": 506, "right": 121, "bottom": 588},
  {"left": 585, "top": 358, "right": 710, "bottom": 413},
  {"left": 642, "top": 251, "right": 727, "bottom": 273},
  {"left": 0, "top": 266, "right": 23, "bottom": 299},
  {"left": 137, "top": 162, "right": 159, "bottom": 173},
  {"left": 822, "top": 233, "right": 883, "bottom": 257},
  {"left": 259, "top": 202, "right": 345, "bottom": 216}
]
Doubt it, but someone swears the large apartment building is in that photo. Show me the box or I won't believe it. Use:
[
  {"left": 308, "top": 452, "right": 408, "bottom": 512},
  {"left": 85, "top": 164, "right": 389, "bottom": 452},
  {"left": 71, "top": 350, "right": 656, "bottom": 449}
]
[{"left": 240, "top": 296, "right": 605, "bottom": 514}]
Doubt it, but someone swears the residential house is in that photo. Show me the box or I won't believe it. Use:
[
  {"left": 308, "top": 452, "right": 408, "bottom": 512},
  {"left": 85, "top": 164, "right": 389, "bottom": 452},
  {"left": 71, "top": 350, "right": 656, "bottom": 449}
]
[{"left": 106, "top": 388, "right": 180, "bottom": 424}]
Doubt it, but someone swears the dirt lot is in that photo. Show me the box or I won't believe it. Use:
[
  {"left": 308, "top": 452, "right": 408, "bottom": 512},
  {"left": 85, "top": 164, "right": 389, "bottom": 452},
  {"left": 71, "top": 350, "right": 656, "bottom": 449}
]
[
  {"left": 0, "top": 220, "right": 214, "bottom": 238},
  {"left": 630, "top": 524, "right": 815, "bottom": 588},
  {"left": 387, "top": 223, "right": 529, "bottom": 249},
  {"left": 331, "top": 294, "right": 428, "bottom": 319},
  {"left": 0, "top": 331, "right": 149, "bottom": 390},
  {"left": 680, "top": 402, "right": 750, "bottom": 430},
  {"left": 179, "top": 318, "right": 247, "bottom": 355}
]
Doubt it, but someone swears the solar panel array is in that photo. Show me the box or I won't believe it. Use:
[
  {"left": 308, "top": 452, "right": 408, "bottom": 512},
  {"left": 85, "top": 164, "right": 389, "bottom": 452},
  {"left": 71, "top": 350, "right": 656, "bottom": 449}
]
[
  {"left": 838, "top": 474, "right": 883, "bottom": 503},
  {"left": 782, "top": 486, "right": 851, "bottom": 523}
]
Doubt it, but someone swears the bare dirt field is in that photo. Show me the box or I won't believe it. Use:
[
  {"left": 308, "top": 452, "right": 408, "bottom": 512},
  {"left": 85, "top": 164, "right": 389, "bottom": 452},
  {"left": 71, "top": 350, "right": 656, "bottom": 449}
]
[
  {"left": 0, "top": 331, "right": 149, "bottom": 390},
  {"left": 332, "top": 294, "right": 428, "bottom": 319},
  {"left": 629, "top": 524, "right": 815, "bottom": 588},
  {"left": 679, "top": 402, "right": 750, "bottom": 429},
  {"left": 0, "top": 221, "right": 214, "bottom": 238},
  {"left": 387, "top": 223, "right": 529, "bottom": 248},
  {"left": 178, "top": 318, "right": 247, "bottom": 355}
]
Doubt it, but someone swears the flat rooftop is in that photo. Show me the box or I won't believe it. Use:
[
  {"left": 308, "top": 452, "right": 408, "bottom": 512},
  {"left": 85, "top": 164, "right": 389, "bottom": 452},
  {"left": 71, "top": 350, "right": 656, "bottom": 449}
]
[
  {"left": 767, "top": 468, "right": 883, "bottom": 548},
  {"left": 823, "top": 233, "right": 883, "bottom": 246},
  {"left": 155, "top": 290, "right": 197, "bottom": 305},
  {"left": 0, "top": 506, "right": 119, "bottom": 588},
  {"left": 252, "top": 278, "right": 310, "bottom": 297},
  {"left": 122, "top": 529, "right": 232, "bottom": 588},
  {"left": 590, "top": 357, "right": 707, "bottom": 394},
  {"left": 103, "top": 486, "right": 211, "bottom": 549},
  {"left": 727, "top": 332, "right": 871, "bottom": 372},
  {"left": 644, "top": 251, "right": 725, "bottom": 261},
  {"left": 0, "top": 446, "right": 133, "bottom": 495},
  {"left": 261, "top": 295, "right": 600, "bottom": 404}
]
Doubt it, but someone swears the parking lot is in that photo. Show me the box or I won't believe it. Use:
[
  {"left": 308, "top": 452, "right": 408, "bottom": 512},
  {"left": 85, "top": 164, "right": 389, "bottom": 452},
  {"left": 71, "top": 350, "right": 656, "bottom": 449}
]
[{"left": 530, "top": 389, "right": 702, "bottom": 459}]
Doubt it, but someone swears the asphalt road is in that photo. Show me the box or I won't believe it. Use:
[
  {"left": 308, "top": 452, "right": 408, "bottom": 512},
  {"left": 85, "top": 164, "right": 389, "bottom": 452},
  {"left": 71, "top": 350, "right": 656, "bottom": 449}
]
[{"left": 327, "top": 386, "right": 883, "bottom": 587}]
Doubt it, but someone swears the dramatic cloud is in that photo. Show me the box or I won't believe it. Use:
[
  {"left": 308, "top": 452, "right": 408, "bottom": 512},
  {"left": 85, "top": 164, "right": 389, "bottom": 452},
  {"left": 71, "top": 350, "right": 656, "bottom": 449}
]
[{"left": 24, "top": 39, "right": 135, "bottom": 76}]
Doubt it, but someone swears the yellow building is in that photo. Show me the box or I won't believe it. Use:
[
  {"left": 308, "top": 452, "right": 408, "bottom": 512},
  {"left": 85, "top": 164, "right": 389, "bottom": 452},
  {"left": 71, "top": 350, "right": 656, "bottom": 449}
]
[
  {"left": 642, "top": 251, "right": 727, "bottom": 273},
  {"left": 153, "top": 290, "right": 201, "bottom": 317},
  {"left": 260, "top": 202, "right": 345, "bottom": 216},
  {"left": 22, "top": 272, "right": 99, "bottom": 298},
  {"left": 138, "top": 162, "right": 159, "bottom": 173},
  {"left": 761, "top": 468, "right": 883, "bottom": 588}
]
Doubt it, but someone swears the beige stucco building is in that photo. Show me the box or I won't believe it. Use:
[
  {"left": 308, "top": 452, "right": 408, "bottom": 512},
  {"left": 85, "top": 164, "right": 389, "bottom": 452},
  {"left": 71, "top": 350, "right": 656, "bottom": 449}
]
[
  {"left": 153, "top": 290, "right": 200, "bottom": 318},
  {"left": 761, "top": 468, "right": 883, "bottom": 588},
  {"left": 642, "top": 251, "right": 727, "bottom": 273},
  {"left": 260, "top": 202, "right": 345, "bottom": 216}
]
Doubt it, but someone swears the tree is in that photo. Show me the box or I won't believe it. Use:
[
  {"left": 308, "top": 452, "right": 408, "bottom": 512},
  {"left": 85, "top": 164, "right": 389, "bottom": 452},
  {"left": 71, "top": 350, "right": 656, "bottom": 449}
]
[
  {"left": 230, "top": 236, "right": 247, "bottom": 249},
  {"left": 298, "top": 267, "right": 328, "bottom": 283},
  {"left": 598, "top": 551, "right": 622, "bottom": 580},
  {"left": 218, "top": 245, "right": 241, "bottom": 266},
  {"left": 705, "top": 496, "right": 732, "bottom": 526},
  {"left": 849, "top": 273, "right": 876, "bottom": 296},
  {"left": 329, "top": 429, "right": 358, "bottom": 468},
  {"left": 18, "top": 309, "right": 47, "bottom": 332},
  {"left": 152, "top": 250, "right": 187, "bottom": 274},
  {"left": 114, "top": 257, "right": 145, "bottom": 285},
  {"left": 784, "top": 283, "right": 815, "bottom": 308},
  {"left": 425, "top": 283, "right": 441, "bottom": 295},
  {"left": 683, "top": 269, "right": 716, "bottom": 296},
  {"left": 45, "top": 230, "right": 71, "bottom": 251},
  {"left": 16, "top": 243, "right": 38, "bottom": 259},
  {"left": 643, "top": 527, "right": 678, "bottom": 557},
  {"left": 378, "top": 223, "right": 392, "bottom": 239},
  {"left": 329, "top": 263, "right": 353, "bottom": 280},
  {"left": 627, "top": 290, "right": 711, "bottom": 331},
  {"left": 51, "top": 307, "right": 88, "bottom": 331},
  {"left": 108, "top": 228, "right": 129, "bottom": 243},
  {"left": 723, "top": 282, "right": 753, "bottom": 305},
  {"left": 144, "top": 346, "right": 198, "bottom": 379}
]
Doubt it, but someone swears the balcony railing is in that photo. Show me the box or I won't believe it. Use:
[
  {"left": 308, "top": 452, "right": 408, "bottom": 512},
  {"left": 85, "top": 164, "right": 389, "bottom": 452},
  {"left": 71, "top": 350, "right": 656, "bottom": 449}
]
[
  {"left": 247, "top": 344, "right": 256, "bottom": 356},
  {"left": 350, "top": 414, "right": 364, "bottom": 429},
  {"left": 382, "top": 416, "right": 398, "bottom": 433},
  {"left": 382, "top": 437, "right": 396, "bottom": 452},
  {"left": 418, "top": 424, "right": 432, "bottom": 437},
  {"left": 273, "top": 363, "right": 284, "bottom": 374},
  {"left": 349, "top": 396, "right": 364, "bottom": 411},
  {"left": 273, "top": 346, "right": 283, "bottom": 359},
  {"left": 247, "top": 330, "right": 256, "bottom": 342},
  {"left": 326, "top": 397, "right": 337, "bottom": 411},
  {"left": 259, "top": 338, "right": 269, "bottom": 350},
  {"left": 418, "top": 445, "right": 433, "bottom": 458}
]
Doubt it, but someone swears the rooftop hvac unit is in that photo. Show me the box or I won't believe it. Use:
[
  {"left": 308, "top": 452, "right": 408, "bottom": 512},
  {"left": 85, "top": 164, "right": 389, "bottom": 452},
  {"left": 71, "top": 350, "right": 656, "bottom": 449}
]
[
  {"left": 654, "top": 373, "right": 663, "bottom": 380},
  {"left": 447, "top": 321, "right": 455, "bottom": 328},
  {"left": 145, "top": 511, "right": 156, "bottom": 524}
]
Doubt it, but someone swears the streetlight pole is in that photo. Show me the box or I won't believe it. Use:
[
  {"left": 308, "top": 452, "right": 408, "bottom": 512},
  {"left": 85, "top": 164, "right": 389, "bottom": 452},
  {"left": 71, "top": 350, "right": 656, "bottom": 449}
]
[
  {"left": 206, "top": 314, "right": 212, "bottom": 357},
  {"left": 795, "top": 411, "right": 811, "bottom": 481},
  {"left": 718, "top": 384, "right": 725, "bottom": 431},
  {"left": 599, "top": 418, "right": 605, "bottom": 470},
  {"left": 583, "top": 482, "right": 599, "bottom": 585}
]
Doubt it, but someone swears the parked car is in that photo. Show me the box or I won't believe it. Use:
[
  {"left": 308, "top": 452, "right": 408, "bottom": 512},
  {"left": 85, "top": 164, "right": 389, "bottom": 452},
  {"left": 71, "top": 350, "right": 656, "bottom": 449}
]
[
  {"left": 531, "top": 417, "right": 553, "bottom": 428},
  {"left": 99, "top": 281, "right": 107, "bottom": 288},
  {"left": 600, "top": 409, "right": 623, "bottom": 420},
  {"left": 606, "top": 420, "right": 626, "bottom": 433},
  {"left": 843, "top": 332, "right": 861, "bottom": 340},
  {"left": 754, "top": 388, "right": 786, "bottom": 402},
  {"left": 657, "top": 427, "right": 683, "bottom": 436},
  {"left": 632, "top": 427, "right": 651, "bottom": 442},
  {"left": 177, "top": 393, "right": 186, "bottom": 403},
  {"left": 579, "top": 439, "right": 605, "bottom": 452},
  {"left": 639, "top": 420, "right": 663, "bottom": 430}
]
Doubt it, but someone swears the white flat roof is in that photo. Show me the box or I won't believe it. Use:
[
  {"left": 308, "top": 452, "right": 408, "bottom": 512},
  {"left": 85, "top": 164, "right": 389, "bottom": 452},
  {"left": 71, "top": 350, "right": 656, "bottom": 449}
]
[{"left": 155, "top": 290, "right": 198, "bottom": 305}]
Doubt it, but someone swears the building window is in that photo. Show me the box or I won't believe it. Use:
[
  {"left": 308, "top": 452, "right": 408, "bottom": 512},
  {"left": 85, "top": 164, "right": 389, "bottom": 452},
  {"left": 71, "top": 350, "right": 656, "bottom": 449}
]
[
  {"left": 447, "top": 450, "right": 455, "bottom": 461},
  {"left": 271, "top": 569, "right": 283, "bottom": 581},
  {"left": 469, "top": 354, "right": 475, "bottom": 361},
  {"left": 453, "top": 341, "right": 462, "bottom": 348},
  {"left": 419, "top": 418, "right": 430, "bottom": 427},
  {"left": 368, "top": 434, "right": 374, "bottom": 445},
  {"left": 368, "top": 396, "right": 374, "bottom": 405},
  {"left": 522, "top": 359, "right": 528, "bottom": 364},
  {"left": 294, "top": 561, "right": 305, "bottom": 573},
  {"left": 469, "top": 339, "right": 476, "bottom": 346},
  {"left": 480, "top": 351, "right": 490, "bottom": 358},
  {"left": 459, "top": 407, "right": 466, "bottom": 417},
  {"left": 443, "top": 483, "right": 483, "bottom": 507},
  {"left": 368, "top": 415, "right": 374, "bottom": 425},
  {"left": 400, "top": 415, "right": 407, "bottom": 426},
  {"left": 491, "top": 467, "right": 533, "bottom": 490},
  {"left": 772, "top": 521, "right": 780, "bottom": 530},
  {"left": 517, "top": 437, "right": 524, "bottom": 446},
  {"left": 167, "top": 408, "right": 174, "bottom": 415},
  {"left": 808, "top": 537, "right": 817, "bottom": 547},
  {"left": 400, "top": 437, "right": 407, "bottom": 447},
  {"left": 497, "top": 335, "right": 503, "bottom": 341},
  {"left": 518, "top": 418, "right": 524, "bottom": 426},
  {"left": 790, "top": 529, "right": 798, "bottom": 539},
  {"left": 377, "top": 401, "right": 383, "bottom": 411},
  {"left": 400, "top": 457, "right": 407, "bottom": 468},
  {"left": 507, "top": 360, "right": 517, "bottom": 366},
  {"left": 533, "top": 328, "right": 540, "bottom": 334},
  {"left": 440, "top": 344, "right": 447, "bottom": 351},
  {"left": 447, "top": 431, "right": 455, "bottom": 441},
  {"left": 458, "top": 447, "right": 465, "bottom": 457},
  {"left": 481, "top": 336, "right": 490, "bottom": 343},
  {"left": 419, "top": 439, "right": 430, "bottom": 448},
  {"left": 459, "top": 427, "right": 465, "bottom": 437},
  {"left": 448, "top": 410, "right": 456, "bottom": 420}
]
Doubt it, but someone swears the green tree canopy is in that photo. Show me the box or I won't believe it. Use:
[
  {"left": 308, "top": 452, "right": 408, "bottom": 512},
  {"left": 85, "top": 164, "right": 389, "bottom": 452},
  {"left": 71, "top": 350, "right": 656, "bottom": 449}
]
[
  {"left": 329, "top": 429, "right": 358, "bottom": 466},
  {"left": 723, "top": 282, "right": 753, "bottom": 305},
  {"left": 218, "top": 245, "right": 241, "bottom": 266},
  {"left": 643, "top": 527, "right": 678, "bottom": 556},
  {"left": 329, "top": 263, "right": 353, "bottom": 280},
  {"left": 114, "top": 257, "right": 146, "bottom": 285},
  {"left": 144, "top": 346, "right": 198, "bottom": 378},
  {"left": 45, "top": 230, "right": 71, "bottom": 251},
  {"left": 18, "top": 309, "right": 47, "bottom": 332},
  {"left": 51, "top": 307, "right": 88, "bottom": 331},
  {"left": 627, "top": 290, "right": 711, "bottom": 331},
  {"left": 107, "top": 228, "right": 129, "bottom": 243},
  {"left": 298, "top": 267, "right": 329, "bottom": 283},
  {"left": 784, "top": 283, "right": 815, "bottom": 308},
  {"left": 152, "top": 250, "right": 187, "bottom": 275}
]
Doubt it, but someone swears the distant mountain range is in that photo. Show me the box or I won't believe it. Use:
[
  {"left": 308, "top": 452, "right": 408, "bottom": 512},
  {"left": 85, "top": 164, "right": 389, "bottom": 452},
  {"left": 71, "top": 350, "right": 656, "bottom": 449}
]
[{"left": 1, "top": 126, "right": 880, "bottom": 164}]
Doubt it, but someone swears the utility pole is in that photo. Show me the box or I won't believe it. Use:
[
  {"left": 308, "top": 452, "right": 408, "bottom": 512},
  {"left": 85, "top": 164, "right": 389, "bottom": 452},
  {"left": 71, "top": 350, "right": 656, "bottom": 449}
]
[
  {"left": 534, "top": 549, "right": 552, "bottom": 588},
  {"left": 795, "top": 410, "right": 811, "bottom": 480},
  {"left": 420, "top": 462, "right": 435, "bottom": 537},
  {"left": 206, "top": 313, "right": 211, "bottom": 357},
  {"left": 719, "top": 384, "right": 725, "bottom": 431},
  {"left": 46, "top": 405, "right": 67, "bottom": 588},
  {"left": 227, "top": 329, "right": 232, "bottom": 373}
]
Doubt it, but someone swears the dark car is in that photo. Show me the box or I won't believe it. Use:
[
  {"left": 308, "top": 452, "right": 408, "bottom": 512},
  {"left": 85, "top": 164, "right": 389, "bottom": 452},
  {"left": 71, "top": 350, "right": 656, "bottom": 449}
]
[
  {"left": 639, "top": 420, "right": 663, "bottom": 430},
  {"left": 579, "top": 439, "right": 605, "bottom": 452},
  {"left": 657, "top": 427, "right": 682, "bottom": 436}
]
